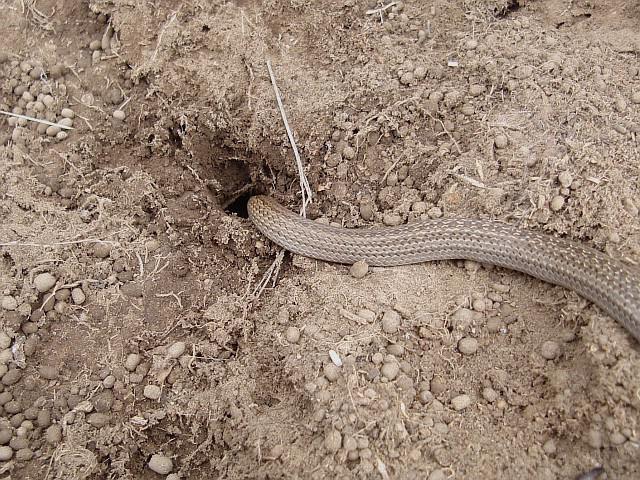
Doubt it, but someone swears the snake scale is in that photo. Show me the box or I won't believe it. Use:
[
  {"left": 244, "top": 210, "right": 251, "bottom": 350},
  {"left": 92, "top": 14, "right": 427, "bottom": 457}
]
[{"left": 248, "top": 195, "right": 640, "bottom": 343}]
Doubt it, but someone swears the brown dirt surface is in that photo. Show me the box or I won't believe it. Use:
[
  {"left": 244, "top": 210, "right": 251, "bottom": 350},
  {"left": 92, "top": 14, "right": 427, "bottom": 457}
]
[{"left": 1, "top": 0, "right": 639, "bottom": 479}]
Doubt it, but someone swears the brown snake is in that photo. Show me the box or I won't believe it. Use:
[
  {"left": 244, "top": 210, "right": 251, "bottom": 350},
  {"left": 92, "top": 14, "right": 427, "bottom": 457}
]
[{"left": 248, "top": 195, "right": 640, "bottom": 343}]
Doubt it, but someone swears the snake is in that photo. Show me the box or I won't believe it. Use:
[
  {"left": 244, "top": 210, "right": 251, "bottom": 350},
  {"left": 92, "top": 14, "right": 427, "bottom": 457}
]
[{"left": 247, "top": 195, "right": 640, "bottom": 343}]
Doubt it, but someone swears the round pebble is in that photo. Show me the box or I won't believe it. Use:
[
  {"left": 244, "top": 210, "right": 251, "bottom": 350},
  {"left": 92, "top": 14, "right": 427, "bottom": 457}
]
[
  {"left": 323, "top": 363, "right": 340, "bottom": 382},
  {"left": 494, "top": 134, "right": 508, "bottom": 149},
  {"left": 144, "top": 384, "right": 161, "bottom": 400},
  {"left": 381, "top": 362, "right": 399, "bottom": 381},
  {"left": 45, "top": 424, "right": 62, "bottom": 444},
  {"left": 381, "top": 310, "right": 401, "bottom": 334},
  {"left": 0, "top": 333, "right": 10, "bottom": 350},
  {"left": 87, "top": 413, "right": 110, "bottom": 427},
  {"left": 2, "top": 369, "right": 21, "bottom": 386},
  {"left": 56, "top": 131, "right": 68, "bottom": 141},
  {"left": 0, "top": 446, "right": 12, "bottom": 461},
  {"left": 124, "top": 353, "right": 141, "bottom": 371},
  {"left": 285, "top": 327, "right": 300, "bottom": 344},
  {"left": 167, "top": 341, "right": 186, "bottom": 359},
  {"left": 324, "top": 429, "right": 342, "bottom": 453},
  {"left": 103, "top": 375, "right": 116, "bottom": 389},
  {"left": 1, "top": 296, "right": 17, "bottom": 311},
  {"left": 33, "top": 272, "right": 56, "bottom": 292},
  {"left": 482, "top": 387, "right": 498, "bottom": 403},
  {"left": 148, "top": 454, "right": 173, "bottom": 474},
  {"left": 71, "top": 288, "right": 86, "bottom": 305},
  {"left": 550, "top": 195, "right": 565, "bottom": 211},
  {"left": 113, "top": 110, "right": 126, "bottom": 120},
  {"left": 45, "top": 125, "right": 61, "bottom": 137},
  {"left": 558, "top": 171, "right": 573, "bottom": 188},
  {"left": 349, "top": 260, "right": 369, "bottom": 279},
  {"left": 540, "top": 340, "right": 560, "bottom": 360},
  {"left": 360, "top": 202, "right": 374, "bottom": 221},
  {"left": 61, "top": 108, "right": 75, "bottom": 118},
  {"left": 15, "top": 448, "right": 33, "bottom": 461},
  {"left": 0, "top": 430, "right": 10, "bottom": 445},
  {"left": 342, "top": 145, "right": 355, "bottom": 160},
  {"left": 458, "top": 337, "right": 478, "bottom": 355},
  {"left": 451, "top": 394, "right": 472, "bottom": 411}
]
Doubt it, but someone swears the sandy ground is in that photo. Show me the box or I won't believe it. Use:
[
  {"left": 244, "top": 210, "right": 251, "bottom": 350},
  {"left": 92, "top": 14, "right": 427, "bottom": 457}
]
[{"left": 0, "top": 0, "right": 639, "bottom": 478}]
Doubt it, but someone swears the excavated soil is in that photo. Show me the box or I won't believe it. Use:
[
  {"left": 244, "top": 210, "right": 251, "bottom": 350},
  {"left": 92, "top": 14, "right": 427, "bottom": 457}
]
[{"left": 1, "top": 0, "right": 639, "bottom": 479}]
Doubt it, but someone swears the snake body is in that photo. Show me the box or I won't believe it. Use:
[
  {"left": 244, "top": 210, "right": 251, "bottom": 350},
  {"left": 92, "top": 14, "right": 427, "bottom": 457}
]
[{"left": 248, "top": 195, "right": 640, "bottom": 343}]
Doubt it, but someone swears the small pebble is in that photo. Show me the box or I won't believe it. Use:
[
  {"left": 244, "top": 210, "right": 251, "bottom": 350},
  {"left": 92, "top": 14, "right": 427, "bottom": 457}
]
[
  {"left": 381, "top": 361, "right": 399, "bottom": 381},
  {"left": 328, "top": 350, "right": 342, "bottom": 367},
  {"left": 93, "top": 243, "right": 112, "bottom": 258},
  {"left": 2, "top": 369, "right": 22, "bottom": 386},
  {"left": 102, "top": 375, "right": 116, "bottom": 389},
  {"left": 56, "top": 131, "right": 68, "bottom": 141},
  {"left": 1, "top": 296, "right": 17, "bottom": 311},
  {"left": 558, "top": 171, "right": 573, "bottom": 188},
  {"left": 540, "top": 340, "right": 560, "bottom": 360},
  {"left": 349, "top": 260, "right": 369, "bottom": 279},
  {"left": 15, "top": 448, "right": 33, "bottom": 461},
  {"left": 324, "top": 429, "right": 342, "bottom": 453},
  {"left": 166, "top": 341, "right": 186, "bottom": 359},
  {"left": 124, "top": 353, "right": 141, "bottom": 371},
  {"left": 381, "top": 310, "right": 401, "bottom": 334},
  {"left": 0, "top": 446, "right": 12, "bottom": 461},
  {"left": 494, "top": 134, "right": 508, "bottom": 149},
  {"left": 61, "top": 108, "right": 75, "bottom": 118},
  {"left": 360, "top": 203, "right": 374, "bottom": 221},
  {"left": 58, "top": 118, "right": 73, "bottom": 128},
  {"left": 451, "top": 394, "right": 472, "bottom": 411},
  {"left": 342, "top": 145, "right": 355, "bottom": 160},
  {"left": 458, "top": 337, "right": 478, "bottom": 355},
  {"left": 0, "top": 333, "right": 10, "bottom": 350},
  {"left": 148, "top": 454, "right": 173, "bottom": 474},
  {"left": 113, "top": 110, "right": 126, "bottom": 120},
  {"left": 285, "top": 327, "right": 300, "bottom": 344},
  {"left": 45, "top": 424, "right": 62, "bottom": 444},
  {"left": 550, "top": 195, "right": 565, "bottom": 211},
  {"left": 323, "top": 363, "right": 340, "bottom": 382},
  {"left": 38, "top": 365, "right": 59, "bottom": 380},
  {"left": 33, "top": 272, "right": 56, "bottom": 292},
  {"left": 482, "top": 387, "right": 498, "bottom": 403},
  {"left": 71, "top": 288, "right": 86, "bottom": 305},
  {"left": 46, "top": 125, "right": 61, "bottom": 137},
  {"left": 143, "top": 385, "right": 161, "bottom": 400},
  {"left": 382, "top": 213, "right": 402, "bottom": 226}
]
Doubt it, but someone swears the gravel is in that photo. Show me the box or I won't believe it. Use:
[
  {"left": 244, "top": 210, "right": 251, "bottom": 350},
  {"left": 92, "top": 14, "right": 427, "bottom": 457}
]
[
  {"left": 451, "top": 394, "right": 472, "bottom": 411},
  {"left": 381, "top": 310, "right": 401, "bottom": 334},
  {"left": 540, "top": 340, "right": 560, "bottom": 360},
  {"left": 33, "top": 272, "right": 56, "bottom": 292},
  {"left": 148, "top": 454, "right": 173, "bottom": 474},
  {"left": 349, "top": 260, "right": 369, "bottom": 279},
  {"left": 285, "top": 326, "right": 300, "bottom": 343},
  {"left": 458, "top": 336, "right": 478, "bottom": 355},
  {"left": 143, "top": 384, "right": 162, "bottom": 400},
  {"left": 166, "top": 341, "right": 186, "bottom": 359}
]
